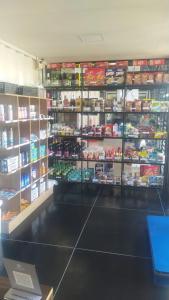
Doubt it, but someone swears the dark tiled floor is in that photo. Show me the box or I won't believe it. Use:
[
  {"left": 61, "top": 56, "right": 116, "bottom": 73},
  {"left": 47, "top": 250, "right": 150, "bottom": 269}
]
[
  {"left": 56, "top": 249, "right": 169, "bottom": 300},
  {"left": 96, "top": 186, "right": 163, "bottom": 212},
  {"left": 77, "top": 207, "right": 153, "bottom": 257},
  {"left": 9, "top": 200, "right": 91, "bottom": 247},
  {"left": 0, "top": 185, "right": 168, "bottom": 299},
  {"left": 0, "top": 239, "right": 72, "bottom": 288}
]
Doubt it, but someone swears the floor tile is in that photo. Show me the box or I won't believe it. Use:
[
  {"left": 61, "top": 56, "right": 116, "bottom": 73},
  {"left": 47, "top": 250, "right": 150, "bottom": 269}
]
[
  {"left": 96, "top": 186, "right": 162, "bottom": 212},
  {"left": 0, "top": 239, "right": 72, "bottom": 289},
  {"left": 8, "top": 200, "right": 90, "bottom": 247},
  {"left": 56, "top": 249, "right": 169, "bottom": 300},
  {"left": 78, "top": 207, "right": 156, "bottom": 257},
  {"left": 54, "top": 182, "right": 98, "bottom": 206}
]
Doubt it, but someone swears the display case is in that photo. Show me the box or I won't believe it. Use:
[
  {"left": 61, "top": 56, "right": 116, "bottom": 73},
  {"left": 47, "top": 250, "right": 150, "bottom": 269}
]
[{"left": 46, "top": 59, "right": 169, "bottom": 191}]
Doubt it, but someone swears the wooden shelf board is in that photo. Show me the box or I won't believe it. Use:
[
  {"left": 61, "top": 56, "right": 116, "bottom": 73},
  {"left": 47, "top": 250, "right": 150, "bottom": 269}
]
[{"left": 7, "top": 188, "right": 53, "bottom": 234}]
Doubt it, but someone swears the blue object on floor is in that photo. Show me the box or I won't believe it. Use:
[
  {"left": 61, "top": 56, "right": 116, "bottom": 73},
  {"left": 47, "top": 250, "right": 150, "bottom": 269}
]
[{"left": 147, "top": 215, "right": 169, "bottom": 286}]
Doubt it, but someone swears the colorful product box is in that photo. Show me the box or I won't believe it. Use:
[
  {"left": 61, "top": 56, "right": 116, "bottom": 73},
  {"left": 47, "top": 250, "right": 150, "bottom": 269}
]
[
  {"left": 140, "top": 165, "right": 160, "bottom": 176},
  {"left": 84, "top": 68, "right": 105, "bottom": 86},
  {"left": 105, "top": 68, "right": 125, "bottom": 85}
]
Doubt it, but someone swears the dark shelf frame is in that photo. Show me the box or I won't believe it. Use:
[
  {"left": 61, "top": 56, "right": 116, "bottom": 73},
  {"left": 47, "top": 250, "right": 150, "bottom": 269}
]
[{"left": 47, "top": 79, "right": 169, "bottom": 189}]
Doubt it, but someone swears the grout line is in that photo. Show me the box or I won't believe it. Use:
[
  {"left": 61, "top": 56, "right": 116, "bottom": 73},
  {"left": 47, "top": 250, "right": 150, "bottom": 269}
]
[
  {"left": 0, "top": 237, "right": 74, "bottom": 250},
  {"left": 54, "top": 190, "right": 101, "bottom": 297},
  {"left": 157, "top": 190, "right": 166, "bottom": 216},
  {"left": 76, "top": 247, "right": 151, "bottom": 260}
]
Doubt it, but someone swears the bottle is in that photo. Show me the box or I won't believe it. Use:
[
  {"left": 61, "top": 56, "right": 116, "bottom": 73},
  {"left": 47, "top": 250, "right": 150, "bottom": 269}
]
[
  {"left": 41, "top": 162, "right": 45, "bottom": 175},
  {"left": 8, "top": 128, "right": 14, "bottom": 147},
  {"left": 2, "top": 129, "right": 7, "bottom": 148},
  {"left": 113, "top": 123, "right": 118, "bottom": 137},
  {"left": 7, "top": 105, "right": 13, "bottom": 121},
  {"left": 0, "top": 105, "right": 5, "bottom": 121}
]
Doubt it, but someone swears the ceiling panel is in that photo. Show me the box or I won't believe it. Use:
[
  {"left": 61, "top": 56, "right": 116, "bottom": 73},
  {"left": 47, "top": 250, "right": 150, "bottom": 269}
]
[{"left": 0, "top": 0, "right": 168, "bottom": 62}]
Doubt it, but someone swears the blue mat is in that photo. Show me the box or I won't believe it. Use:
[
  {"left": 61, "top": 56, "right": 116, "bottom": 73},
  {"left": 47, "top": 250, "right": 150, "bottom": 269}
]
[{"left": 147, "top": 215, "right": 169, "bottom": 274}]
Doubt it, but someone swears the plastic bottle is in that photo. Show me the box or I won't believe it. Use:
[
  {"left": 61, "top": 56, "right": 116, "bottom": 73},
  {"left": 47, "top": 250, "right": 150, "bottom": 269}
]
[
  {"left": 2, "top": 129, "right": 7, "bottom": 148},
  {"left": 7, "top": 105, "right": 13, "bottom": 121},
  {"left": 0, "top": 105, "right": 5, "bottom": 121},
  {"left": 8, "top": 128, "right": 14, "bottom": 147},
  {"left": 113, "top": 123, "right": 118, "bottom": 137}
]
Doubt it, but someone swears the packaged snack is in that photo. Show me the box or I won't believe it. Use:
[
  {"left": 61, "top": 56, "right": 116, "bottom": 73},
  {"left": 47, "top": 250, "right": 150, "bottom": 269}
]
[
  {"left": 133, "top": 73, "right": 142, "bottom": 85},
  {"left": 142, "top": 99, "right": 152, "bottom": 112},
  {"left": 104, "top": 124, "right": 113, "bottom": 136},
  {"left": 154, "top": 131, "right": 167, "bottom": 139},
  {"left": 135, "top": 100, "right": 142, "bottom": 112},
  {"left": 142, "top": 72, "right": 154, "bottom": 84},
  {"left": 126, "top": 73, "right": 133, "bottom": 85},
  {"left": 84, "top": 68, "right": 105, "bottom": 86},
  {"left": 125, "top": 101, "right": 133, "bottom": 112},
  {"left": 155, "top": 72, "right": 163, "bottom": 83},
  {"left": 105, "top": 68, "right": 125, "bottom": 85},
  {"left": 163, "top": 73, "right": 169, "bottom": 83},
  {"left": 140, "top": 165, "right": 160, "bottom": 176}
]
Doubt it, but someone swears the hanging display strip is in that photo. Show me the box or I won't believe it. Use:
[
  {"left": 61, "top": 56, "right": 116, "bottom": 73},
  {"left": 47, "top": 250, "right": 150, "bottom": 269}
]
[{"left": 46, "top": 58, "right": 169, "bottom": 189}]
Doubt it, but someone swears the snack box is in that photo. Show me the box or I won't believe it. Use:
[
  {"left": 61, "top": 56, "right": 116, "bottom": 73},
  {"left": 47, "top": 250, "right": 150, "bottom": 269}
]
[
  {"left": 140, "top": 165, "right": 160, "bottom": 176},
  {"left": 105, "top": 68, "right": 125, "bottom": 85},
  {"left": 84, "top": 68, "right": 105, "bottom": 86}
]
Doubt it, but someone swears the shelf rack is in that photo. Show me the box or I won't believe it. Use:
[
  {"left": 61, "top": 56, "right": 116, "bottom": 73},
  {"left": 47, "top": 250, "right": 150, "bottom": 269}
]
[
  {"left": 0, "top": 94, "right": 53, "bottom": 234},
  {"left": 46, "top": 62, "right": 169, "bottom": 190}
]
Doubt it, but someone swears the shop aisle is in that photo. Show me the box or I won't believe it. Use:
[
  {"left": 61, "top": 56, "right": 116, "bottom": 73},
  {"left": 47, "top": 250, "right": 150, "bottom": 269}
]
[{"left": 0, "top": 186, "right": 168, "bottom": 300}]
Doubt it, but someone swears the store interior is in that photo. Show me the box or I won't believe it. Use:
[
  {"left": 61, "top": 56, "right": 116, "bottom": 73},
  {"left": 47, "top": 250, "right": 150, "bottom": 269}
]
[{"left": 0, "top": 1, "right": 168, "bottom": 299}]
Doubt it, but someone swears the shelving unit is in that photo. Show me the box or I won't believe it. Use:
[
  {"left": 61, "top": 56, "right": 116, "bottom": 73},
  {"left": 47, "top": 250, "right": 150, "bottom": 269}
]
[
  {"left": 0, "top": 94, "right": 52, "bottom": 234},
  {"left": 45, "top": 59, "right": 169, "bottom": 190}
]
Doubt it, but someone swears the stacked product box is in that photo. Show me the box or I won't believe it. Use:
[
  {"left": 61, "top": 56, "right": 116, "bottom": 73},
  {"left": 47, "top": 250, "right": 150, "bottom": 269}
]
[{"left": 0, "top": 156, "right": 19, "bottom": 173}]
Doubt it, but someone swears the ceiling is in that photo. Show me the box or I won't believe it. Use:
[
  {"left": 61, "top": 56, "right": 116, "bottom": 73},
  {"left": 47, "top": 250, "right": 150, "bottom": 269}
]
[{"left": 0, "top": 0, "right": 169, "bottom": 62}]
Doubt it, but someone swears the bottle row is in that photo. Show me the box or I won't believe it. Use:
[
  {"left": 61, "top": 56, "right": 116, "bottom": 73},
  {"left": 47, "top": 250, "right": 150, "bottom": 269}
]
[
  {"left": 49, "top": 139, "right": 165, "bottom": 164},
  {"left": 51, "top": 97, "right": 169, "bottom": 113},
  {"left": 50, "top": 161, "right": 163, "bottom": 187},
  {"left": 50, "top": 122, "right": 167, "bottom": 139},
  {"left": 0, "top": 103, "right": 49, "bottom": 122}
]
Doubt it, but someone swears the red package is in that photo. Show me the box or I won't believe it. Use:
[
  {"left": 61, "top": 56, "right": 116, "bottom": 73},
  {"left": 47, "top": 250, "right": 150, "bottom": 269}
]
[
  {"left": 49, "top": 63, "right": 61, "bottom": 69},
  {"left": 95, "top": 61, "right": 108, "bottom": 68},
  {"left": 80, "top": 62, "right": 93, "bottom": 68},
  {"left": 117, "top": 61, "right": 128, "bottom": 67},
  {"left": 62, "top": 62, "right": 76, "bottom": 68},
  {"left": 133, "top": 60, "right": 148, "bottom": 66},
  {"left": 149, "top": 59, "right": 165, "bottom": 66},
  {"left": 84, "top": 67, "right": 105, "bottom": 86},
  {"left": 140, "top": 165, "right": 160, "bottom": 176}
]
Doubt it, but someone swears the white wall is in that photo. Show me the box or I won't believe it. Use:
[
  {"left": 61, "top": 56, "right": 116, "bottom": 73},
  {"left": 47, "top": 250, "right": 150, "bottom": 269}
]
[{"left": 0, "top": 41, "right": 39, "bottom": 86}]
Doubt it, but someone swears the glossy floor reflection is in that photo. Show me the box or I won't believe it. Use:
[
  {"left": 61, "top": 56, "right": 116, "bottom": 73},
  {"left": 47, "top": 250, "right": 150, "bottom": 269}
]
[
  {"left": 9, "top": 200, "right": 90, "bottom": 247},
  {"left": 96, "top": 186, "right": 163, "bottom": 212},
  {"left": 78, "top": 207, "right": 153, "bottom": 257},
  {"left": 0, "top": 186, "right": 167, "bottom": 299},
  {"left": 56, "top": 250, "right": 169, "bottom": 300}
]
